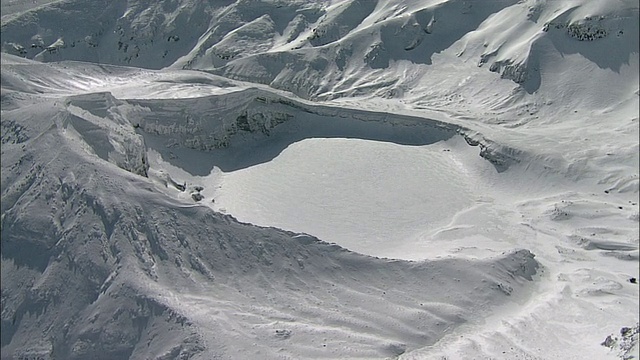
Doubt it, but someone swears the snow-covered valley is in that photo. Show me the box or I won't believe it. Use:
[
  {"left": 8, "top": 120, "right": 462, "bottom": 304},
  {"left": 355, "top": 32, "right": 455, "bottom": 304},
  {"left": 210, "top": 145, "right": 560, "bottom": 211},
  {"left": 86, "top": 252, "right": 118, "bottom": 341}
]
[{"left": 1, "top": 0, "right": 638, "bottom": 359}]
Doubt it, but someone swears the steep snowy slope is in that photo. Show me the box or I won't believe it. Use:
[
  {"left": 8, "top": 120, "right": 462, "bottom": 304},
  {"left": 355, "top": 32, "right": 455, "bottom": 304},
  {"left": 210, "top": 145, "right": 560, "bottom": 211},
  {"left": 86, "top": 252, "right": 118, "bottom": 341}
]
[
  {"left": 1, "top": 0, "right": 639, "bottom": 359},
  {"left": 3, "top": 0, "right": 636, "bottom": 112}
]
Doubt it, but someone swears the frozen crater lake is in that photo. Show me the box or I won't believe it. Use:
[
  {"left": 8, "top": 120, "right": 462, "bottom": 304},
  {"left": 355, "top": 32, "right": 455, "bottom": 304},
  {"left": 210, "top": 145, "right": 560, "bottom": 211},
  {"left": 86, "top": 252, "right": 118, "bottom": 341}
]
[{"left": 148, "top": 131, "right": 510, "bottom": 260}]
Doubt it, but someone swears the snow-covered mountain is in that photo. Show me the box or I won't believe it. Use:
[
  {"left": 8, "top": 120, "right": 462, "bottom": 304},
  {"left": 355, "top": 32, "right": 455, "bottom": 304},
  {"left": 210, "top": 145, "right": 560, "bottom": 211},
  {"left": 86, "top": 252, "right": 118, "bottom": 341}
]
[{"left": 1, "top": 0, "right": 638, "bottom": 359}]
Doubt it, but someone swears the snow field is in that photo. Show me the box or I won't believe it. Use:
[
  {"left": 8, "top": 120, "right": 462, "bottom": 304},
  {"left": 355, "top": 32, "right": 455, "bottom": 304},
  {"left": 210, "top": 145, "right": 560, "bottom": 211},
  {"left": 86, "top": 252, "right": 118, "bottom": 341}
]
[{"left": 1, "top": 0, "right": 638, "bottom": 358}]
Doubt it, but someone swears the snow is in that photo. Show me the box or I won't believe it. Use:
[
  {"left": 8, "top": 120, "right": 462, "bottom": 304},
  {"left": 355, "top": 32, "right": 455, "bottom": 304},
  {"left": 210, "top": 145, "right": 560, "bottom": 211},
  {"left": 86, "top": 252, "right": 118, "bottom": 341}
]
[
  {"left": 196, "top": 136, "right": 500, "bottom": 260},
  {"left": 1, "top": 0, "right": 638, "bottom": 359}
]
